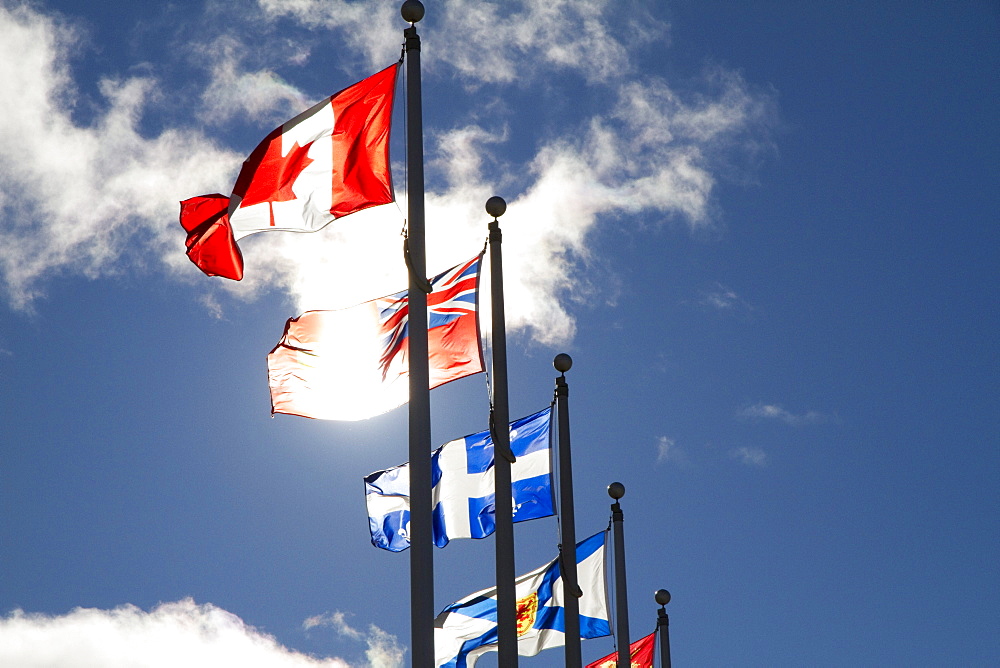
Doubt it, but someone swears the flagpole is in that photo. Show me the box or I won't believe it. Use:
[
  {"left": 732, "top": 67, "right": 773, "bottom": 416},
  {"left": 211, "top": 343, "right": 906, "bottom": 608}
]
[
  {"left": 655, "top": 589, "right": 672, "bottom": 668},
  {"left": 608, "top": 482, "right": 631, "bottom": 668},
  {"left": 401, "top": 3, "right": 434, "bottom": 666},
  {"left": 554, "top": 353, "right": 582, "bottom": 667},
  {"left": 485, "top": 195, "right": 519, "bottom": 665}
]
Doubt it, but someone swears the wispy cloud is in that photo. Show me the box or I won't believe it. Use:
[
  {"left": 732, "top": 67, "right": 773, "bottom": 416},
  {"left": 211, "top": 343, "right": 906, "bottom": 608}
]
[
  {"left": 738, "top": 403, "right": 826, "bottom": 425},
  {"left": 195, "top": 35, "right": 311, "bottom": 126},
  {"left": 730, "top": 446, "right": 767, "bottom": 467},
  {"left": 0, "top": 5, "right": 239, "bottom": 310},
  {"left": 257, "top": 0, "right": 400, "bottom": 71},
  {"left": 304, "top": 611, "right": 359, "bottom": 637},
  {"left": 655, "top": 435, "right": 686, "bottom": 465},
  {"left": 0, "top": 599, "right": 354, "bottom": 668},
  {"left": 259, "top": 0, "right": 662, "bottom": 85},
  {"left": 0, "top": 2, "right": 771, "bottom": 347},
  {"left": 303, "top": 612, "right": 404, "bottom": 668},
  {"left": 700, "top": 282, "right": 749, "bottom": 311},
  {"left": 427, "top": 0, "right": 645, "bottom": 85}
]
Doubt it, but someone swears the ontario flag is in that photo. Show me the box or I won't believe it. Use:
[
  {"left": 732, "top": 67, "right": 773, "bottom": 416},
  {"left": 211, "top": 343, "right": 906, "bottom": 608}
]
[
  {"left": 179, "top": 63, "right": 399, "bottom": 280},
  {"left": 267, "top": 254, "right": 484, "bottom": 421},
  {"left": 585, "top": 631, "right": 657, "bottom": 668}
]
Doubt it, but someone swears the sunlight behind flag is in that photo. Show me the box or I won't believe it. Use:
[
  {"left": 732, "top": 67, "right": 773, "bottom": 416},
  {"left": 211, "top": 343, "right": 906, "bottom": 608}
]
[
  {"left": 267, "top": 254, "right": 484, "bottom": 421},
  {"left": 268, "top": 304, "right": 406, "bottom": 420}
]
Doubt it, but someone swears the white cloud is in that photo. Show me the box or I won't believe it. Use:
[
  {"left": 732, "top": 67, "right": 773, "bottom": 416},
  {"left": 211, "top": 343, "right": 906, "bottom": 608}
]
[
  {"left": 738, "top": 403, "right": 825, "bottom": 426},
  {"left": 730, "top": 446, "right": 767, "bottom": 467},
  {"left": 256, "top": 0, "right": 400, "bottom": 71},
  {"left": 0, "top": 4, "right": 240, "bottom": 310},
  {"left": 304, "top": 611, "right": 362, "bottom": 638},
  {"left": 422, "top": 72, "right": 760, "bottom": 341},
  {"left": 0, "top": 599, "right": 356, "bottom": 668},
  {"left": 655, "top": 435, "right": 685, "bottom": 465},
  {"left": 429, "top": 0, "right": 641, "bottom": 84},
  {"left": 196, "top": 35, "right": 311, "bottom": 126},
  {"left": 302, "top": 612, "right": 405, "bottom": 668},
  {"left": 258, "top": 0, "right": 661, "bottom": 85},
  {"left": 701, "top": 282, "right": 742, "bottom": 310}
]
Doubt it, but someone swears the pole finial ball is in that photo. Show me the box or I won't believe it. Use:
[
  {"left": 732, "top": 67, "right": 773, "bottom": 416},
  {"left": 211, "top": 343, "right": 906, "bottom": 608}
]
[
  {"left": 553, "top": 353, "right": 573, "bottom": 373},
  {"left": 655, "top": 589, "right": 671, "bottom": 606},
  {"left": 400, "top": 0, "right": 424, "bottom": 23},
  {"left": 608, "top": 481, "right": 625, "bottom": 500},
  {"left": 485, "top": 196, "right": 507, "bottom": 218}
]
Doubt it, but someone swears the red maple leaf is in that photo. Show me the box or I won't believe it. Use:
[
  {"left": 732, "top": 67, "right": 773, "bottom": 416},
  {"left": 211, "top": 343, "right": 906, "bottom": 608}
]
[{"left": 232, "top": 128, "right": 315, "bottom": 210}]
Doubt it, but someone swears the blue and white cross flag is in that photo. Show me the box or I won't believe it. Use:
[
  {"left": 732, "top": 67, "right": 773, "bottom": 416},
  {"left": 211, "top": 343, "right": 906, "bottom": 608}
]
[
  {"left": 364, "top": 407, "right": 554, "bottom": 552},
  {"left": 433, "top": 530, "right": 611, "bottom": 667}
]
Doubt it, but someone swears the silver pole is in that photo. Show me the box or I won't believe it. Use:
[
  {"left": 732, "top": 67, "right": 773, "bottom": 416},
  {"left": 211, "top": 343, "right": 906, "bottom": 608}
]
[
  {"left": 609, "top": 482, "right": 630, "bottom": 668},
  {"left": 401, "top": 2, "right": 433, "bottom": 666},
  {"left": 486, "top": 196, "right": 518, "bottom": 665},
  {"left": 554, "top": 354, "right": 582, "bottom": 667},
  {"left": 655, "top": 589, "right": 672, "bottom": 668}
]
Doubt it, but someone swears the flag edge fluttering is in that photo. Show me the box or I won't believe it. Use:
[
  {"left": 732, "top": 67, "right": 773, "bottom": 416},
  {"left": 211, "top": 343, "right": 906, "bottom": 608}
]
[
  {"left": 179, "top": 63, "right": 400, "bottom": 281},
  {"left": 364, "top": 406, "right": 556, "bottom": 551}
]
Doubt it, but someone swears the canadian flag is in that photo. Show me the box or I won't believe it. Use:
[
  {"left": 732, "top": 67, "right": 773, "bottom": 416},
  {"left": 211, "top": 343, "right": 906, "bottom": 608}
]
[{"left": 179, "top": 64, "right": 399, "bottom": 280}]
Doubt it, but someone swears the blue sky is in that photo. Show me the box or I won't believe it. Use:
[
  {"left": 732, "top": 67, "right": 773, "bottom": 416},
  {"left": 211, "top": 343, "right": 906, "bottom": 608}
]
[{"left": 1, "top": 1, "right": 997, "bottom": 666}]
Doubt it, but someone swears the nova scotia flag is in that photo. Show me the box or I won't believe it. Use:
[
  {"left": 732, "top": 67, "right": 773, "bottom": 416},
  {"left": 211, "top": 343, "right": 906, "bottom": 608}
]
[
  {"left": 433, "top": 530, "right": 611, "bottom": 667},
  {"left": 365, "top": 407, "right": 554, "bottom": 551}
]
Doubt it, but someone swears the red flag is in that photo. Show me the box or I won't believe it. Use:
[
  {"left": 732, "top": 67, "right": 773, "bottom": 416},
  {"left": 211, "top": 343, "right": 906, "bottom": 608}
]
[
  {"left": 267, "top": 255, "right": 484, "bottom": 421},
  {"left": 585, "top": 631, "right": 657, "bottom": 668},
  {"left": 180, "top": 64, "right": 399, "bottom": 280}
]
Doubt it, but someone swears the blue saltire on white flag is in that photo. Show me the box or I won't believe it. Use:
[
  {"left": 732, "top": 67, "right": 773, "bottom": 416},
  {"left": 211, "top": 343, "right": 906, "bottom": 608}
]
[
  {"left": 364, "top": 407, "right": 553, "bottom": 551},
  {"left": 433, "top": 530, "right": 611, "bottom": 668}
]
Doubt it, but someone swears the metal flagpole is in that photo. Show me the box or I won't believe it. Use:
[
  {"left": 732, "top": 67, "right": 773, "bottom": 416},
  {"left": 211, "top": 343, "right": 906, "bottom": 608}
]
[
  {"left": 554, "top": 353, "right": 582, "bottom": 667},
  {"left": 401, "top": 2, "right": 434, "bottom": 666},
  {"left": 485, "top": 195, "right": 519, "bottom": 665},
  {"left": 655, "top": 589, "right": 673, "bottom": 668},
  {"left": 608, "top": 482, "right": 630, "bottom": 668}
]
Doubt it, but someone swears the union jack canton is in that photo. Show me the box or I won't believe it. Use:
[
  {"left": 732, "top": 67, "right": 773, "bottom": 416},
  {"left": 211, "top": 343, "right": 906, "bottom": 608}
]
[{"left": 377, "top": 254, "right": 483, "bottom": 381}]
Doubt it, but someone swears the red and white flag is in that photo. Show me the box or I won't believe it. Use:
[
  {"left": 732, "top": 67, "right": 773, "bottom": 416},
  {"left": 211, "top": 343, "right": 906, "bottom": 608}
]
[
  {"left": 267, "top": 255, "right": 484, "bottom": 421},
  {"left": 585, "top": 631, "right": 657, "bottom": 668},
  {"left": 179, "top": 64, "right": 399, "bottom": 280}
]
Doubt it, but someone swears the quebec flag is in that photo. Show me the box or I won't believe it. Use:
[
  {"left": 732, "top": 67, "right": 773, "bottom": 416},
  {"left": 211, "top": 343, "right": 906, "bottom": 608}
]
[
  {"left": 433, "top": 530, "right": 611, "bottom": 667},
  {"left": 364, "top": 407, "right": 554, "bottom": 551}
]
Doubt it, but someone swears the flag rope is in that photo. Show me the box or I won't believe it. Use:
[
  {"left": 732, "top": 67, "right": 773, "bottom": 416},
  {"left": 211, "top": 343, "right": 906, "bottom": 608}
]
[
  {"left": 396, "top": 44, "right": 407, "bottom": 237},
  {"left": 551, "top": 394, "right": 582, "bottom": 598},
  {"left": 403, "top": 235, "right": 432, "bottom": 293},
  {"left": 484, "top": 235, "right": 515, "bottom": 464},
  {"left": 398, "top": 43, "right": 432, "bottom": 295},
  {"left": 480, "top": 237, "right": 495, "bottom": 418},
  {"left": 399, "top": 41, "right": 408, "bottom": 229},
  {"left": 552, "top": 386, "right": 562, "bottom": 533},
  {"left": 605, "top": 511, "right": 619, "bottom": 656},
  {"left": 550, "top": 393, "right": 561, "bottom": 546}
]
